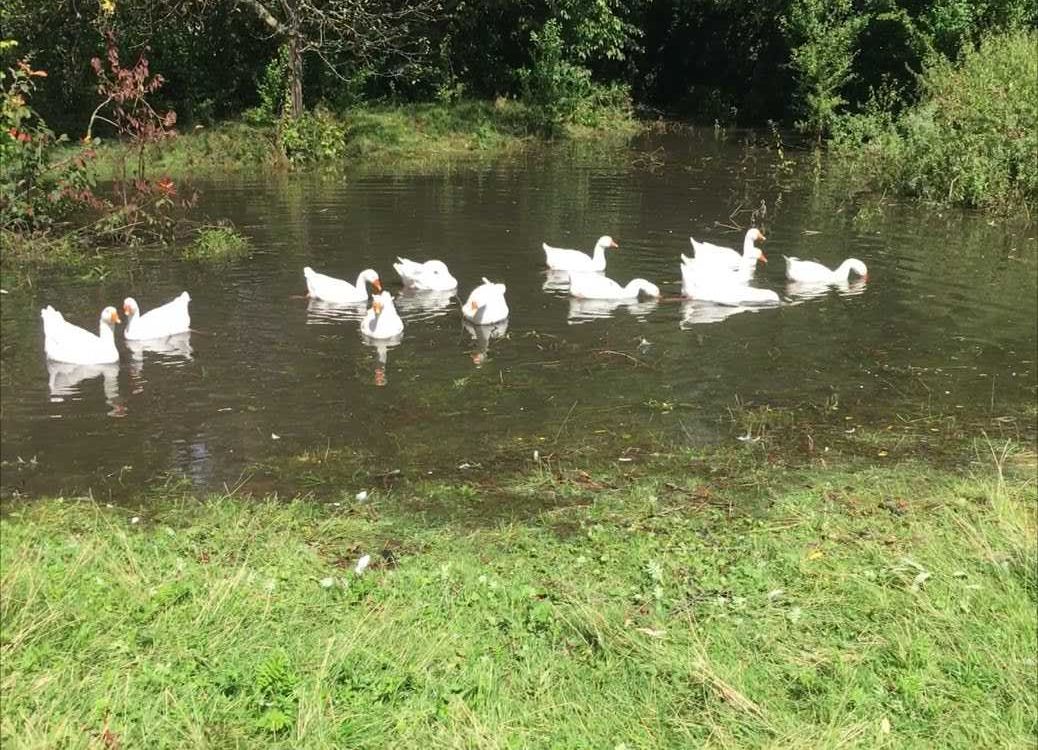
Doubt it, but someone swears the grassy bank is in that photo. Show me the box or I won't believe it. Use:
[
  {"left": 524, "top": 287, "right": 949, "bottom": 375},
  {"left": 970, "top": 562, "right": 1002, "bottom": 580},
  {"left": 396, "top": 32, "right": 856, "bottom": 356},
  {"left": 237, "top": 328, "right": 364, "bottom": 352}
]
[
  {"left": 89, "top": 99, "right": 642, "bottom": 179},
  {"left": 2, "top": 439, "right": 1035, "bottom": 747}
]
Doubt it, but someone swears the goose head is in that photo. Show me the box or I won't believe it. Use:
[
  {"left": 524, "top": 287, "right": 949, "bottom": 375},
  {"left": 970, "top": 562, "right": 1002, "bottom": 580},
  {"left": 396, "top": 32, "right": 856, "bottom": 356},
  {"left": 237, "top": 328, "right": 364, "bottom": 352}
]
[
  {"left": 843, "top": 259, "right": 868, "bottom": 280},
  {"left": 100, "top": 306, "right": 121, "bottom": 328},
  {"left": 359, "top": 268, "right": 382, "bottom": 293},
  {"left": 596, "top": 236, "right": 619, "bottom": 252},
  {"left": 122, "top": 297, "right": 139, "bottom": 320},
  {"left": 744, "top": 228, "right": 767, "bottom": 263}
]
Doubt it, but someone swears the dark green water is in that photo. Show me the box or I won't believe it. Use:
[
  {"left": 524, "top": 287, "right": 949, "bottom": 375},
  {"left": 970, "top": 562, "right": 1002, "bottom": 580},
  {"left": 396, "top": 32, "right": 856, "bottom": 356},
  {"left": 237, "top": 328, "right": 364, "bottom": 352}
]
[{"left": 2, "top": 129, "right": 1035, "bottom": 498}]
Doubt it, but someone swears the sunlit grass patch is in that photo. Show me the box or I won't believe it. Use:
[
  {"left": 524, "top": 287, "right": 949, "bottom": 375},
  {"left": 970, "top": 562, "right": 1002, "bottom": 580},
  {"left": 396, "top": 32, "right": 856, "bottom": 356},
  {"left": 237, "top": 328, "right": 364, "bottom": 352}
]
[{"left": 2, "top": 440, "right": 1034, "bottom": 747}]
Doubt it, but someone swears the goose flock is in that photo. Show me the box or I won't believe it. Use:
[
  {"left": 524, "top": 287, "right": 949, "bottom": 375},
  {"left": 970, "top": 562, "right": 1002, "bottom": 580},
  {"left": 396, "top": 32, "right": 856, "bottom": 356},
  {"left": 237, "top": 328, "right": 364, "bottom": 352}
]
[{"left": 40, "top": 228, "right": 867, "bottom": 369}]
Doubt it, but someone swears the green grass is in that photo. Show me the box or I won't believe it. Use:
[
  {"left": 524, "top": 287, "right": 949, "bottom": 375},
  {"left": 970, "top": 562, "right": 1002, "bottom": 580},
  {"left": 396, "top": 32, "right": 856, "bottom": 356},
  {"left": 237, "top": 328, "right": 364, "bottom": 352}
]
[
  {"left": 180, "top": 225, "right": 252, "bottom": 263},
  {"left": 84, "top": 99, "right": 642, "bottom": 179},
  {"left": 2, "top": 440, "right": 1035, "bottom": 748}
]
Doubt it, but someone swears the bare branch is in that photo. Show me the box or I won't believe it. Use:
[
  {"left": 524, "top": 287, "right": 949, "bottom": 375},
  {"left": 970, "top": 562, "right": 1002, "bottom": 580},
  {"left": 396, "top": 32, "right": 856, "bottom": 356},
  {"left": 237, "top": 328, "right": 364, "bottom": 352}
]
[{"left": 239, "top": 0, "right": 292, "bottom": 36}]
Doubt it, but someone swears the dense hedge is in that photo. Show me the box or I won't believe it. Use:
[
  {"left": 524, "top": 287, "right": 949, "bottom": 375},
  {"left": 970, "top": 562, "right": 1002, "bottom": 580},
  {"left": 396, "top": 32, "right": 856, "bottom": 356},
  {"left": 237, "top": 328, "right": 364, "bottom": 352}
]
[{"left": 3, "top": 0, "right": 1035, "bottom": 131}]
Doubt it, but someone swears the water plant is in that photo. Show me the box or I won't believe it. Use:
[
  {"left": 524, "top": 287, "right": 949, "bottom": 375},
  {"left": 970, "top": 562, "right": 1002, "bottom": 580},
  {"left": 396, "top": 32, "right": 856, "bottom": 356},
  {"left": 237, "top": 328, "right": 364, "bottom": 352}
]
[{"left": 181, "top": 224, "right": 251, "bottom": 262}]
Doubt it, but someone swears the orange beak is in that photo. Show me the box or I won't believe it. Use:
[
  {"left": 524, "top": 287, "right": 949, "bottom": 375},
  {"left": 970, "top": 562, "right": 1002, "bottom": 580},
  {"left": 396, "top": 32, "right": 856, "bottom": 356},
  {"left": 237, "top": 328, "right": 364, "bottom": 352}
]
[
  {"left": 759, "top": 254, "right": 768, "bottom": 263},
  {"left": 372, "top": 300, "right": 383, "bottom": 314},
  {"left": 759, "top": 234, "right": 767, "bottom": 242},
  {"left": 609, "top": 240, "right": 619, "bottom": 249},
  {"left": 122, "top": 303, "right": 132, "bottom": 316},
  {"left": 372, "top": 278, "right": 382, "bottom": 293},
  {"left": 109, "top": 310, "right": 121, "bottom": 324}
]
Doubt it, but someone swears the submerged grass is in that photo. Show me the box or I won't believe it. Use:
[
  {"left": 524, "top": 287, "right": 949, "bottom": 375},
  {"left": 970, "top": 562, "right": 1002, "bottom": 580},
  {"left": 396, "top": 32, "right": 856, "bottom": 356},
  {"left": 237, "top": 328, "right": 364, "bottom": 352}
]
[
  {"left": 2, "top": 440, "right": 1035, "bottom": 748},
  {"left": 180, "top": 225, "right": 252, "bottom": 263},
  {"left": 0, "top": 228, "right": 132, "bottom": 288}
]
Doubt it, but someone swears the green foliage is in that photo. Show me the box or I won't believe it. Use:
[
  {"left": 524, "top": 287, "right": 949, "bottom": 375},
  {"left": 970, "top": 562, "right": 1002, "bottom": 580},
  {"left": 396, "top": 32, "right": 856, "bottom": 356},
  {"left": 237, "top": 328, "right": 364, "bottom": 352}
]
[
  {"left": 0, "top": 58, "right": 96, "bottom": 231},
  {"left": 519, "top": 18, "right": 633, "bottom": 136},
  {"left": 558, "top": 0, "right": 642, "bottom": 64},
  {"left": 253, "top": 652, "right": 299, "bottom": 734},
  {"left": 519, "top": 19, "right": 593, "bottom": 135},
  {"left": 782, "top": 0, "right": 865, "bottom": 140},
  {"left": 833, "top": 31, "right": 1038, "bottom": 212},
  {"left": 921, "top": 0, "right": 1037, "bottom": 58},
  {"left": 182, "top": 224, "right": 251, "bottom": 262},
  {"left": 244, "top": 45, "right": 292, "bottom": 127},
  {"left": 278, "top": 108, "right": 348, "bottom": 164}
]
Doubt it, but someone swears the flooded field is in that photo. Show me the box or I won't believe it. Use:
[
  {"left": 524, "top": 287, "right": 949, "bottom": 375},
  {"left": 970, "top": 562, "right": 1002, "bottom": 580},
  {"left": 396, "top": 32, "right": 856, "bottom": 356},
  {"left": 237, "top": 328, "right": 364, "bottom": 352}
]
[{"left": 2, "top": 129, "right": 1035, "bottom": 497}]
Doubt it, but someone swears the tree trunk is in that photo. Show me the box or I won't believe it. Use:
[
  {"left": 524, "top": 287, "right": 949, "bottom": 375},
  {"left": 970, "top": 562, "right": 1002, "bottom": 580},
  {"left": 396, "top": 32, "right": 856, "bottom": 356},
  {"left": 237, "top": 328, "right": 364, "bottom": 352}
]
[{"left": 287, "top": 34, "right": 304, "bottom": 119}]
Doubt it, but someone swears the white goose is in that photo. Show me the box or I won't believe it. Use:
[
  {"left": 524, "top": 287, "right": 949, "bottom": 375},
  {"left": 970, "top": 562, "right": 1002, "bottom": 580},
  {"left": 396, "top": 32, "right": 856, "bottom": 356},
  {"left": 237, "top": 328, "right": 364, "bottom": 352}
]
[
  {"left": 569, "top": 272, "right": 660, "bottom": 300},
  {"left": 360, "top": 291, "right": 404, "bottom": 339},
  {"left": 123, "top": 292, "right": 190, "bottom": 340},
  {"left": 542, "top": 235, "right": 618, "bottom": 272},
  {"left": 41, "top": 305, "right": 121, "bottom": 364},
  {"left": 303, "top": 266, "right": 381, "bottom": 304},
  {"left": 462, "top": 278, "right": 509, "bottom": 325},
  {"left": 784, "top": 256, "right": 868, "bottom": 284},
  {"left": 680, "top": 262, "right": 779, "bottom": 306},
  {"left": 689, "top": 228, "right": 767, "bottom": 269},
  {"left": 393, "top": 257, "right": 458, "bottom": 292},
  {"left": 681, "top": 253, "right": 756, "bottom": 283}
]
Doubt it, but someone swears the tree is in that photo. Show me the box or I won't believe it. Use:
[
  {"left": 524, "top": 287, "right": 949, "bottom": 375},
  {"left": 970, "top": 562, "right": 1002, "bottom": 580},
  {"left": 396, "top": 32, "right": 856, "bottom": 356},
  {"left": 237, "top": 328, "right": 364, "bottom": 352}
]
[{"left": 238, "top": 0, "right": 442, "bottom": 119}]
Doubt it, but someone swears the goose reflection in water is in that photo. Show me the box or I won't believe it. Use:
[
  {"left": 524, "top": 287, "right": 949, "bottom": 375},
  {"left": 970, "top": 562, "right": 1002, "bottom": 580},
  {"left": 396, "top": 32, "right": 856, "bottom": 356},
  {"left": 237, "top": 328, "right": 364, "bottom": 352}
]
[
  {"left": 567, "top": 298, "right": 658, "bottom": 325},
  {"left": 125, "top": 331, "right": 193, "bottom": 359},
  {"left": 126, "top": 332, "right": 193, "bottom": 392},
  {"left": 463, "top": 319, "right": 509, "bottom": 367},
  {"left": 393, "top": 288, "right": 456, "bottom": 321},
  {"left": 361, "top": 332, "right": 403, "bottom": 387},
  {"left": 785, "top": 278, "right": 868, "bottom": 303},
  {"left": 46, "top": 360, "right": 125, "bottom": 417},
  {"left": 542, "top": 270, "right": 574, "bottom": 293},
  {"left": 679, "top": 301, "right": 757, "bottom": 328},
  {"left": 305, "top": 297, "right": 367, "bottom": 325}
]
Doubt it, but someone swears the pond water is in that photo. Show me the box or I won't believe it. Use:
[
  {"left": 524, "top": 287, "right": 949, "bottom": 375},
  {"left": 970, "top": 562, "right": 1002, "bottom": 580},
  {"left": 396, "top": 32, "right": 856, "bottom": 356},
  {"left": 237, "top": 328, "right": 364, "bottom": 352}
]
[{"left": 2, "top": 128, "right": 1036, "bottom": 498}]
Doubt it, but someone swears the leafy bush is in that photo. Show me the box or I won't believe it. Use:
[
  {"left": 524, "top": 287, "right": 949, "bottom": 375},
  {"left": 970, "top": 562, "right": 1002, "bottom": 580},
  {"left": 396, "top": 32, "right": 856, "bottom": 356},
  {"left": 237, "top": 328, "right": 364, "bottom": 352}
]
[
  {"left": 278, "top": 108, "right": 348, "bottom": 163},
  {"left": 833, "top": 31, "right": 1038, "bottom": 211},
  {"left": 782, "top": 0, "right": 865, "bottom": 140},
  {"left": 1, "top": 56, "right": 97, "bottom": 231},
  {"left": 243, "top": 45, "right": 291, "bottom": 126},
  {"left": 571, "top": 81, "right": 634, "bottom": 128},
  {"left": 518, "top": 19, "right": 634, "bottom": 136},
  {"left": 519, "top": 20, "right": 594, "bottom": 136}
]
